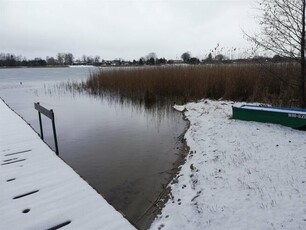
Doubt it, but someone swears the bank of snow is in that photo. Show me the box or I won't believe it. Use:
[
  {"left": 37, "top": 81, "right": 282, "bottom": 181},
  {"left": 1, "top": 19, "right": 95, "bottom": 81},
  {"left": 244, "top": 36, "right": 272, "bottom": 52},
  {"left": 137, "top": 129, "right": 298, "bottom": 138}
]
[{"left": 151, "top": 99, "right": 306, "bottom": 230}]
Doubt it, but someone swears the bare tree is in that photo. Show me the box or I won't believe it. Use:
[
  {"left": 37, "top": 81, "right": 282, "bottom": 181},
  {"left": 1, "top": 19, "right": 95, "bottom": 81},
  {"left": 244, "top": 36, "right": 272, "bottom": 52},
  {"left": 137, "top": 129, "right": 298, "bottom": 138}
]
[
  {"left": 86, "top": 56, "right": 94, "bottom": 65},
  {"left": 215, "top": 54, "right": 226, "bottom": 62},
  {"left": 146, "top": 52, "right": 157, "bottom": 60},
  {"left": 94, "top": 55, "right": 101, "bottom": 65},
  {"left": 57, "top": 53, "right": 64, "bottom": 65},
  {"left": 46, "top": 56, "right": 56, "bottom": 66},
  {"left": 64, "top": 53, "right": 74, "bottom": 65},
  {"left": 246, "top": 0, "right": 306, "bottom": 106},
  {"left": 181, "top": 52, "right": 191, "bottom": 63},
  {"left": 81, "top": 55, "right": 87, "bottom": 64}
]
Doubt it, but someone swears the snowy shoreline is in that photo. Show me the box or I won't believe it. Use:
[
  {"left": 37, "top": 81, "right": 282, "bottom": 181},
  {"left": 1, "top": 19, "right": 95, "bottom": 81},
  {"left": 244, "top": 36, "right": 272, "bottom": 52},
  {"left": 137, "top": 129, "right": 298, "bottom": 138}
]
[{"left": 151, "top": 99, "right": 306, "bottom": 230}]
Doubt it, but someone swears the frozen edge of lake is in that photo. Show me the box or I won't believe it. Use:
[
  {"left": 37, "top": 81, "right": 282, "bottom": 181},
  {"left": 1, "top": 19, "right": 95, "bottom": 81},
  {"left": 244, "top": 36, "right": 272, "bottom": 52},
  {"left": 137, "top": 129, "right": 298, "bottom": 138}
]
[
  {"left": 0, "top": 98, "right": 135, "bottom": 230},
  {"left": 151, "top": 99, "right": 306, "bottom": 230}
]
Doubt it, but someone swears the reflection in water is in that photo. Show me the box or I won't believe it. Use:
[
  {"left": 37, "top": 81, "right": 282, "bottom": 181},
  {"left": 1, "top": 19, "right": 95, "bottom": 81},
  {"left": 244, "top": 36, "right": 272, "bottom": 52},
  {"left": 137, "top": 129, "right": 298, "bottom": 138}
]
[{"left": 0, "top": 67, "right": 187, "bottom": 229}]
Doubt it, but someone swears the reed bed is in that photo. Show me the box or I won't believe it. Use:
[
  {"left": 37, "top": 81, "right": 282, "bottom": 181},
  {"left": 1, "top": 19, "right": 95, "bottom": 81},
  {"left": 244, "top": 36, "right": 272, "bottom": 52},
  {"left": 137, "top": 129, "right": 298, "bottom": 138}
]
[{"left": 77, "top": 63, "right": 300, "bottom": 108}]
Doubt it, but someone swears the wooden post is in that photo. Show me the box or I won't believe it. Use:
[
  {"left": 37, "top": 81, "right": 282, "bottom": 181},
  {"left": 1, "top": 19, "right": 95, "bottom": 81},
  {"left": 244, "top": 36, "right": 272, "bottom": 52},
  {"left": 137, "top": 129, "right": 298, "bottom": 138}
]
[
  {"left": 50, "top": 109, "right": 59, "bottom": 156},
  {"left": 37, "top": 103, "right": 44, "bottom": 140},
  {"left": 34, "top": 102, "right": 59, "bottom": 156}
]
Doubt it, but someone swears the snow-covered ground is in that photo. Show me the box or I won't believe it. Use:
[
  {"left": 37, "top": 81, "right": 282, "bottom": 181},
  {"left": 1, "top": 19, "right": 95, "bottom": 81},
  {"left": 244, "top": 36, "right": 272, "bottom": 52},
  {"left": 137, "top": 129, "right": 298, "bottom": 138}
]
[
  {"left": 151, "top": 99, "right": 306, "bottom": 230},
  {"left": 0, "top": 99, "right": 135, "bottom": 230}
]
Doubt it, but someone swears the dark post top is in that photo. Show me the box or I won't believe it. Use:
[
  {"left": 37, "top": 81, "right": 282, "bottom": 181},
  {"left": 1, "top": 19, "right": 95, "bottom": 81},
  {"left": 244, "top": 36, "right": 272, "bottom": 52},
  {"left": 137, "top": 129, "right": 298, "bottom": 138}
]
[{"left": 34, "top": 102, "right": 54, "bottom": 120}]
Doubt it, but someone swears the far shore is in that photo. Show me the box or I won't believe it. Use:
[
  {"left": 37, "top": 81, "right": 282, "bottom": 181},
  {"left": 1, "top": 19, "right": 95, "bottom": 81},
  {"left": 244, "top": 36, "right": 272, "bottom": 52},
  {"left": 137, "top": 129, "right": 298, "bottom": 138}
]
[{"left": 0, "top": 65, "right": 70, "bottom": 69}]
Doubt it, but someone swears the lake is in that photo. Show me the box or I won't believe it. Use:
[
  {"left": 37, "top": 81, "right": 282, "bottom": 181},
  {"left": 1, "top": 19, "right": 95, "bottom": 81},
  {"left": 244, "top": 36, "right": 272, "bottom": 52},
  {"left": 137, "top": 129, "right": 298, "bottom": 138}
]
[{"left": 0, "top": 67, "right": 187, "bottom": 229}]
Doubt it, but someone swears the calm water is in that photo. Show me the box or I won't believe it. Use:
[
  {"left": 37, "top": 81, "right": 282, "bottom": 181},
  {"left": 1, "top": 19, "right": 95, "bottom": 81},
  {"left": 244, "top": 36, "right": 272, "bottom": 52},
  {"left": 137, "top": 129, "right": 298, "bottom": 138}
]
[{"left": 0, "top": 67, "right": 186, "bottom": 229}]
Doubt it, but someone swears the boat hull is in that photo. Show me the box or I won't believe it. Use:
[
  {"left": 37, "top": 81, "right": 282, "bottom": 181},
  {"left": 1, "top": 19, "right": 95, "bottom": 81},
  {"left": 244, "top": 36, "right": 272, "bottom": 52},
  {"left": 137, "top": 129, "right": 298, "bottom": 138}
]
[{"left": 232, "top": 105, "right": 306, "bottom": 130}]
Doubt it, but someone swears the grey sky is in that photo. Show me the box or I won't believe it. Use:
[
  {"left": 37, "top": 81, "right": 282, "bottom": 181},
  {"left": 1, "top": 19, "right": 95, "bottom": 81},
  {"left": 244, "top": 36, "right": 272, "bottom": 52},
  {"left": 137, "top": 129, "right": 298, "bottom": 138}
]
[{"left": 1, "top": 0, "right": 257, "bottom": 60}]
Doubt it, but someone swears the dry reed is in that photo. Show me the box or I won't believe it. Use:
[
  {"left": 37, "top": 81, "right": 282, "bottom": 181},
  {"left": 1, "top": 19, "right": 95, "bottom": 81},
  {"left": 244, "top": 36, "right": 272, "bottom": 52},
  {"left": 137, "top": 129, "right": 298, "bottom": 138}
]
[{"left": 79, "top": 63, "right": 301, "bottom": 108}]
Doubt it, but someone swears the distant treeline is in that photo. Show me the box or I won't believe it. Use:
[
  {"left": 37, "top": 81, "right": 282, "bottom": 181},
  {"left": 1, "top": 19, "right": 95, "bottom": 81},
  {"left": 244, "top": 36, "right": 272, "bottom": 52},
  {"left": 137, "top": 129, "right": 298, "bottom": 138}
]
[
  {"left": 0, "top": 53, "right": 47, "bottom": 67},
  {"left": 0, "top": 52, "right": 98, "bottom": 67},
  {"left": 0, "top": 52, "right": 295, "bottom": 68}
]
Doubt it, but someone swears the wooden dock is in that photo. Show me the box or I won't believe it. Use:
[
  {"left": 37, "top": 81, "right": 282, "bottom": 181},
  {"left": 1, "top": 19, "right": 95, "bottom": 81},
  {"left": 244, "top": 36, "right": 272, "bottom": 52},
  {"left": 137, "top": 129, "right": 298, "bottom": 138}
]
[{"left": 0, "top": 99, "right": 135, "bottom": 230}]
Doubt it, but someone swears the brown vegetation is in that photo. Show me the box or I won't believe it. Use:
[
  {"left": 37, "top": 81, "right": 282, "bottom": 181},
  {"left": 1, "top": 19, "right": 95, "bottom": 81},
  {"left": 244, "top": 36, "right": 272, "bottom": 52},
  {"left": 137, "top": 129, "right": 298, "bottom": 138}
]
[{"left": 77, "top": 63, "right": 301, "bottom": 108}]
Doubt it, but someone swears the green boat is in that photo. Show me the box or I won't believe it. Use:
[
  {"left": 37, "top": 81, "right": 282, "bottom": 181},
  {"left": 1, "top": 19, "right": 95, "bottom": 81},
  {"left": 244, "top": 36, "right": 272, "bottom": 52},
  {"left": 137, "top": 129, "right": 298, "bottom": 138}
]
[{"left": 232, "top": 105, "right": 306, "bottom": 130}]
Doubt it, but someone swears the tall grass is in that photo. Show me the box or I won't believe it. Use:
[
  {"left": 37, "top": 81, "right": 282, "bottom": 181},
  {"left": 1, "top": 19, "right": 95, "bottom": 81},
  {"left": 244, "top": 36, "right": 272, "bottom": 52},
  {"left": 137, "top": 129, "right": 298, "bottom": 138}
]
[{"left": 78, "top": 63, "right": 301, "bottom": 108}]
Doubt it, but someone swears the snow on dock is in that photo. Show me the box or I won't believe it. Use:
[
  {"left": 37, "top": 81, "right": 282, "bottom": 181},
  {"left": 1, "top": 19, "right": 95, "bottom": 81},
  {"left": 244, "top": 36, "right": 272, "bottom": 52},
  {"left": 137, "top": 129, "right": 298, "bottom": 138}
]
[{"left": 0, "top": 99, "right": 135, "bottom": 230}]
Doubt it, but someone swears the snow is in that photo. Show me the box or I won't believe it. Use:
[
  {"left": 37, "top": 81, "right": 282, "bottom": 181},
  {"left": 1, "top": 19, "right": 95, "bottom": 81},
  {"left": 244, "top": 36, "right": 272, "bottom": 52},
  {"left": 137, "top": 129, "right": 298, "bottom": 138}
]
[
  {"left": 68, "top": 65, "right": 96, "bottom": 68},
  {"left": 236, "top": 105, "right": 306, "bottom": 115},
  {"left": 0, "top": 99, "right": 135, "bottom": 230},
  {"left": 150, "top": 99, "right": 306, "bottom": 230},
  {"left": 173, "top": 104, "right": 186, "bottom": 112}
]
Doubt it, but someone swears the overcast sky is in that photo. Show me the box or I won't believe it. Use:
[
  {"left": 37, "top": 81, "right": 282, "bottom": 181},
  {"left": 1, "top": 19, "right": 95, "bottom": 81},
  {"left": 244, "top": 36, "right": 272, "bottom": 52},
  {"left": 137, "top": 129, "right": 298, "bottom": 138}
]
[{"left": 1, "top": 0, "right": 257, "bottom": 60}]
